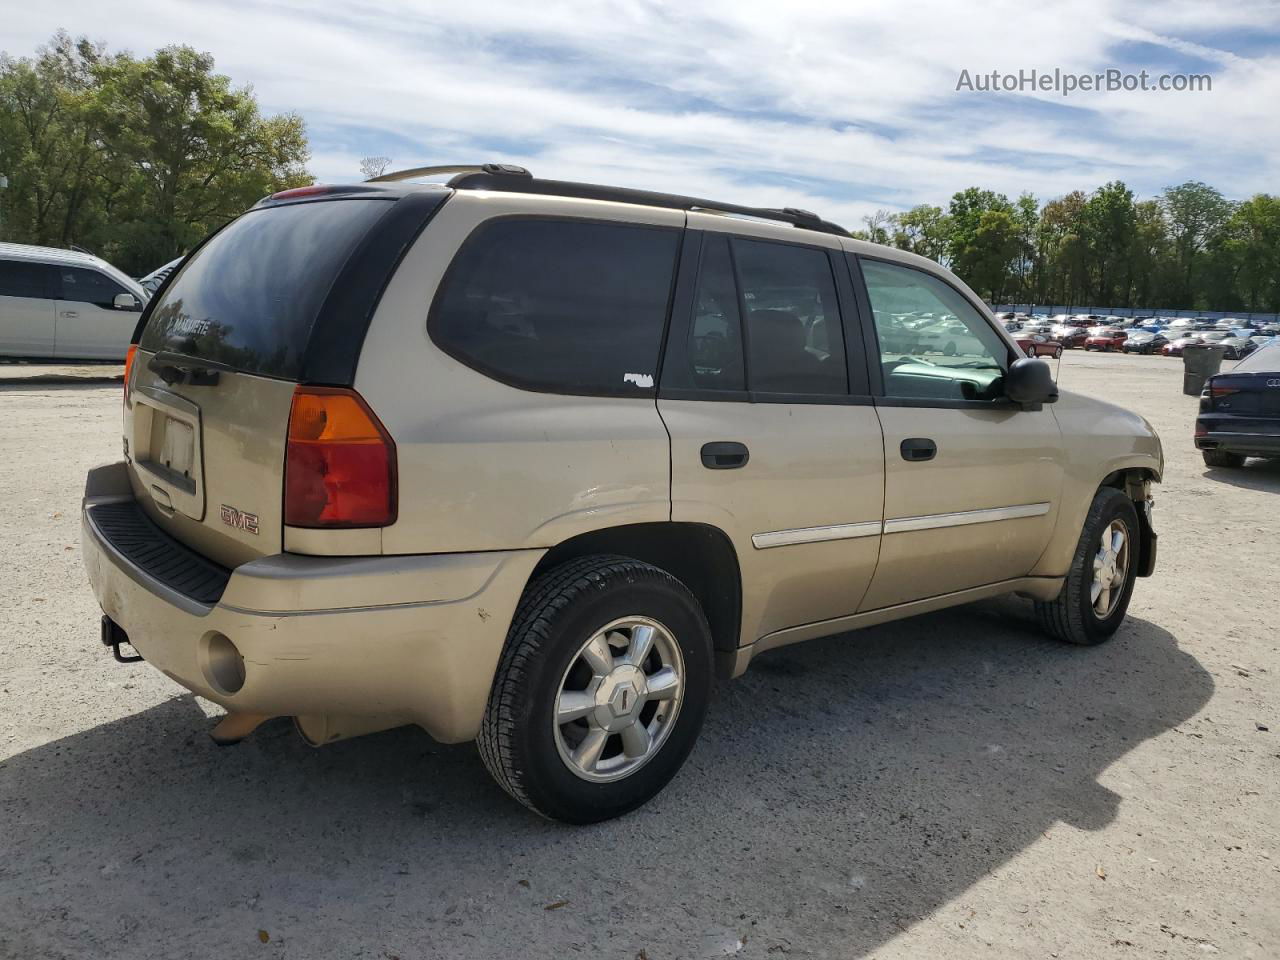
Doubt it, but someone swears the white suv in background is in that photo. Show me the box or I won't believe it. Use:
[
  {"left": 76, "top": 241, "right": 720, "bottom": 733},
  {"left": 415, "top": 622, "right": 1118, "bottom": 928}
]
[{"left": 0, "top": 242, "right": 147, "bottom": 361}]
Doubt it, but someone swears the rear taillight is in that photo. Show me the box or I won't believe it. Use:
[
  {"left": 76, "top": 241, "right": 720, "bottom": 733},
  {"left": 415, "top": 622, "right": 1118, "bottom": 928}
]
[
  {"left": 1209, "top": 384, "right": 1240, "bottom": 398},
  {"left": 1194, "top": 422, "right": 1208, "bottom": 437},
  {"left": 284, "top": 387, "right": 397, "bottom": 528},
  {"left": 123, "top": 344, "right": 138, "bottom": 406}
]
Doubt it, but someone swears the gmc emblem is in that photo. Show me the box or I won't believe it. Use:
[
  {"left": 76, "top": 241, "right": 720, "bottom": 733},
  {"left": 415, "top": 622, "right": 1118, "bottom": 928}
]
[{"left": 220, "top": 504, "right": 260, "bottom": 535}]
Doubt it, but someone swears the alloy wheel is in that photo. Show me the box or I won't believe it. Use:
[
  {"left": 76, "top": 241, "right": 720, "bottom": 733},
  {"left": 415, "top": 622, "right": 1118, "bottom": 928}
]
[
  {"left": 1090, "top": 520, "right": 1129, "bottom": 618},
  {"left": 553, "top": 617, "right": 685, "bottom": 782}
]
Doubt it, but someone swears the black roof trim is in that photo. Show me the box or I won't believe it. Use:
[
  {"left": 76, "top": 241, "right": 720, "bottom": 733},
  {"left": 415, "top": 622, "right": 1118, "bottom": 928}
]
[
  {"left": 299, "top": 190, "right": 452, "bottom": 385},
  {"left": 447, "top": 170, "right": 850, "bottom": 237}
]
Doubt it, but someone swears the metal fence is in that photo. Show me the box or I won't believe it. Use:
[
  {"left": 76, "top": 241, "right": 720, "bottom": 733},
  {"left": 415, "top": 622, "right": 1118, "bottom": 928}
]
[{"left": 990, "top": 304, "right": 1280, "bottom": 324}]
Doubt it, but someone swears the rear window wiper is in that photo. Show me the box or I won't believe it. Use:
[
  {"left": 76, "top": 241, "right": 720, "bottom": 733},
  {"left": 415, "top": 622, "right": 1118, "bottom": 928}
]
[{"left": 146, "top": 351, "right": 229, "bottom": 386}]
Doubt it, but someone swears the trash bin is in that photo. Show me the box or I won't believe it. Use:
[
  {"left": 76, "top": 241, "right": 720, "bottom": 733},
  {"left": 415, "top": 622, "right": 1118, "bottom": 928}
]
[{"left": 1181, "top": 343, "right": 1226, "bottom": 396}]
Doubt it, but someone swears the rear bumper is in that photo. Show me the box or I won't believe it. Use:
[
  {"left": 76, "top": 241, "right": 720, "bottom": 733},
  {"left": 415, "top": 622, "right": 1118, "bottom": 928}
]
[
  {"left": 81, "top": 461, "right": 544, "bottom": 743},
  {"left": 1194, "top": 430, "right": 1280, "bottom": 458}
]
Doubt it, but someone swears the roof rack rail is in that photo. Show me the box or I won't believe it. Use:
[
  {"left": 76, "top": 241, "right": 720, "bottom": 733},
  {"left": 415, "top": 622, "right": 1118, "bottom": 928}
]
[
  {"left": 367, "top": 162, "right": 531, "bottom": 183},
  {"left": 444, "top": 168, "right": 850, "bottom": 237}
]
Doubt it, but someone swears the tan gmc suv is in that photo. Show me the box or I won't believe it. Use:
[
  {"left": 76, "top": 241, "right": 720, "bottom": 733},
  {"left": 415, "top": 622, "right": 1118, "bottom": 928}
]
[{"left": 82, "top": 164, "right": 1161, "bottom": 823}]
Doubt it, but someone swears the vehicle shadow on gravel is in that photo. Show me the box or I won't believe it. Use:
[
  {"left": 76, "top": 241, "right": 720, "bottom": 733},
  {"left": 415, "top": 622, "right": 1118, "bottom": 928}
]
[
  {"left": 0, "top": 600, "right": 1211, "bottom": 959},
  {"left": 1202, "top": 458, "right": 1280, "bottom": 493}
]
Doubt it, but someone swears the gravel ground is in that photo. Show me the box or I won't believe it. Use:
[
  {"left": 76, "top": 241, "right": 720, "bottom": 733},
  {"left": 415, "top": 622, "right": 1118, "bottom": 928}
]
[{"left": 0, "top": 352, "right": 1276, "bottom": 959}]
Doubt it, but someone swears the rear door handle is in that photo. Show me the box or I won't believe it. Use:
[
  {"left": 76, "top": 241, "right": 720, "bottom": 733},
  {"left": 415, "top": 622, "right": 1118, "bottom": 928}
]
[
  {"left": 900, "top": 438, "right": 937, "bottom": 462},
  {"left": 60, "top": 310, "right": 78, "bottom": 318},
  {"left": 701, "top": 441, "right": 749, "bottom": 469}
]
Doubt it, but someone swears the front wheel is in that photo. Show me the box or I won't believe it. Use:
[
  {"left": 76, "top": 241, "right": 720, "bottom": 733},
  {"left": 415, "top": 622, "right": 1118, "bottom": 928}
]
[
  {"left": 478, "top": 555, "right": 713, "bottom": 823},
  {"left": 1034, "top": 488, "right": 1139, "bottom": 646}
]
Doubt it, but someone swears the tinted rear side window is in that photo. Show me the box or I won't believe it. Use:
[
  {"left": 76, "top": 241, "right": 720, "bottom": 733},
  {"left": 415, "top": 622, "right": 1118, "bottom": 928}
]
[
  {"left": 0, "top": 259, "right": 52, "bottom": 299},
  {"left": 140, "top": 198, "right": 393, "bottom": 378},
  {"left": 430, "top": 218, "right": 680, "bottom": 396},
  {"left": 733, "top": 238, "right": 847, "bottom": 396}
]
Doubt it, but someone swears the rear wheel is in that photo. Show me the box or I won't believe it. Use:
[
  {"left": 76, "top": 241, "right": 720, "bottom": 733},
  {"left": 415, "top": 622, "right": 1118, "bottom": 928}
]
[
  {"left": 1035, "top": 488, "right": 1139, "bottom": 646},
  {"left": 478, "top": 555, "right": 713, "bottom": 823},
  {"left": 1203, "top": 449, "right": 1246, "bottom": 468}
]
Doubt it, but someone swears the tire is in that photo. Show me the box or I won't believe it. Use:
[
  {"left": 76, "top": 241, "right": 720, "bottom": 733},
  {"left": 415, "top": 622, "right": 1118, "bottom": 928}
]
[
  {"left": 1034, "top": 488, "right": 1140, "bottom": 646},
  {"left": 478, "top": 555, "right": 714, "bottom": 823},
  {"left": 1203, "top": 449, "right": 1245, "bottom": 468}
]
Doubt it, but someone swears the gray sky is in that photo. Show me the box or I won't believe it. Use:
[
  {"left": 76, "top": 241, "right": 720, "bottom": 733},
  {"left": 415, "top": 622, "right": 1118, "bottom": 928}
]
[{"left": 6, "top": 0, "right": 1278, "bottom": 226}]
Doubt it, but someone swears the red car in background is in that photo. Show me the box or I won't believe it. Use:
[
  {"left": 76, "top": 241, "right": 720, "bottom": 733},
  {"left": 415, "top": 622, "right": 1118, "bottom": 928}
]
[
  {"left": 1084, "top": 327, "right": 1127, "bottom": 351},
  {"left": 1015, "top": 334, "right": 1063, "bottom": 358}
]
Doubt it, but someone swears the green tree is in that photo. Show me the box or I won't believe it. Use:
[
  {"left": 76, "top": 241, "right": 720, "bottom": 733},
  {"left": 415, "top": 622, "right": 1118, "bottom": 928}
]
[
  {"left": 1127, "top": 199, "right": 1170, "bottom": 308},
  {"left": 1159, "top": 181, "right": 1233, "bottom": 307},
  {"left": 946, "top": 187, "right": 1017, "bottom": 297},
  {"left": 1012, "top": 192, "right": 1039, "bottom": 300},
  {"left": 1218, "top": 194, "right": 1280, "bottom": 311},
  {"left": 1037, "top": 191, "right": 1090, "bottom": 304},
  {"left": 0, "top": 32, "right": 105, "bottom": 247},
  {"left": 953, "top": 209, "right": 1020, "bottom": 301},
  {"left": 0, "top": 33, "right": 311, "bottom": 274},
  {"left": 891, "top": 204, "right": 951, "bottom": 263},
  {"left": 861, "top": 208, "right": 895, "bottom": 245},
  {"left": 91, "top": 44, "right": 311, "bottom": 271},
  {"left": 1082, "top": 181, "right": 1136, "bottom": 305}
]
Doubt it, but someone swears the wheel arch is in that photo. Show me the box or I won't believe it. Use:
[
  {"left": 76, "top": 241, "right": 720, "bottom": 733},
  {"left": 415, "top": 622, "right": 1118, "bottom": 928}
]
[
  {"left": 529, "top": 522, "right": 743, "bottom": 661},
  {"left": 1099, "top": 467, "right": 1159, "bottom": 578}
]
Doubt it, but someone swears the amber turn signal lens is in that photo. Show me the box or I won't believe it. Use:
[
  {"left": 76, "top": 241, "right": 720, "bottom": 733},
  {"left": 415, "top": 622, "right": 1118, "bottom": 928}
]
[{"left": 123, "top": 344, "right": 138, "bottom": 405}]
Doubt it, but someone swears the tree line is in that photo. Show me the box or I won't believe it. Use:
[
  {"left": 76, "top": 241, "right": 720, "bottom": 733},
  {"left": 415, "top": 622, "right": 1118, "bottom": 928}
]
[
  {"left": 0, "top": 32, "right": 311, "bottom": 277},
  {"left": 855, "top": 180, "right": 1280, "bottom": 312}
]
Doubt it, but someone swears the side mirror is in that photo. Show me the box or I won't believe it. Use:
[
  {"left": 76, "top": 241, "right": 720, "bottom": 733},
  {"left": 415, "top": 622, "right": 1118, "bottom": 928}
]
[
  {"left": 1004, "top": 357, "right": 1058, "bottom": 408},
  {"left": 113, "top": 293, "right": 141, "bottom": 311}
]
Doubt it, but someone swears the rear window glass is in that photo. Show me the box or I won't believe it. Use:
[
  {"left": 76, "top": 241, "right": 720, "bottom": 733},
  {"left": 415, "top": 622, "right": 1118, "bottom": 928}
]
[
  {"left": 429, "top": 218, "right": 680, "bottom": 396},
  {"left": 140, "top": 198, "right": 393, "bottom": 378}
]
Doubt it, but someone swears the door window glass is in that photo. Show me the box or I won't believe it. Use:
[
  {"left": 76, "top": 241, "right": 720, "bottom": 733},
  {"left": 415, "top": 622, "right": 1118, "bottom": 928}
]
[
  {"left": 733, "top": 239, "right": 847, "bottom": 396},
  {"left": 56, "top": 267, "right": 129, "bottom": 309},
  {"left": 686, "top": 235, "right": 745, "bottom": 391},
  {"left": 861, "top": 259, "right": 1009, "bottom": 402}
]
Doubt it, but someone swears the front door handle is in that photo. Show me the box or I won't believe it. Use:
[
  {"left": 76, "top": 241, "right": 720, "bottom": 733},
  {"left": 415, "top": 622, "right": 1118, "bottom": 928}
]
[
  {"left": 60, "top": 310, "right": 79, "bottom": 318},
  {"left": 900, "top": 438, "right": 937, "bottom": 462},
  {"left": 701, "top": 441, "right": 749, "bottom": 469}
]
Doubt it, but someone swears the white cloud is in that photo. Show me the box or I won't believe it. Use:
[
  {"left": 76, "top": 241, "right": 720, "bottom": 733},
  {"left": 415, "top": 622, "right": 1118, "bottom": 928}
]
[{"left": 4, "top": 0, "right": 1277, "bottom": 226}]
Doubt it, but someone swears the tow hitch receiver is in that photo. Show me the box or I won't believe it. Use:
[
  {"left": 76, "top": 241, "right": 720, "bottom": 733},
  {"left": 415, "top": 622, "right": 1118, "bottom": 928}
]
[{"left": 101, "top": 615, "right": 143, "bottom": 663}]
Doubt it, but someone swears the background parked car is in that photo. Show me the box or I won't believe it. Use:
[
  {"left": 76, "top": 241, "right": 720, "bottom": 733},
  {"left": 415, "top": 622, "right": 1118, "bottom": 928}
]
[
  {"left": 1218, "top": 336, "right": 1256, "bottom": 360},
  {"left": 1085, "top": 327, "right": 1127, "bottom": 351},
  {"left": 138, "top": 257, "right": 183, "bottom": 297},
  {"left": 1052, "top": 324, "right": 1090, "bottom": 348},
  {"left": 1122, "top": 330, "right": 1170, "bottom": 354},
  {"left": 1014, "top": 333, "right": 1063, "bottom": 358},
  {"left": 1195, "top": 342, "right": 1280, "bottom": 468},
  {"left": 0, "top": 242, "right": 147, "bottom": 360},
  {"left": 1163, "top": 335, "right": 1204, "bottom": 356}
]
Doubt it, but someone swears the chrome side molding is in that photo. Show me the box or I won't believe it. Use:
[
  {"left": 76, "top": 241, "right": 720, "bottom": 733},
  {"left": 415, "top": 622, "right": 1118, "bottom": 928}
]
[
  {"left": 883, "top": 502, "right": 1051, "bottom": 534},
  {"left": 751, "top": 521, "right": 882, "bottom": 550},
  {"left": 752, "top": 502, "right": 1051, "bottom": 549}
]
